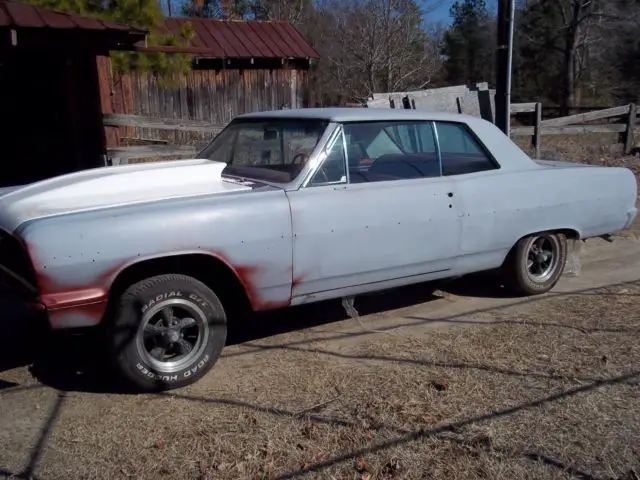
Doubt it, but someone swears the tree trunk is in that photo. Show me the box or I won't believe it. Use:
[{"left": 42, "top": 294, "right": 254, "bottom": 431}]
[
  {"left": 560, "top": 1, "right": 581, "bottom": 116},
  {"left": 561, "top": 39, "right": 575, "bottom": 115}
]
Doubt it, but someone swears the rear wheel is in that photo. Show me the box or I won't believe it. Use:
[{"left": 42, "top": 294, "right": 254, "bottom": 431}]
[
  {"left": 502, "top": 232, "right": 568, "bottom": 295},
  {"left": 106, "top": 274, "right": 227, "bottom": 392}
]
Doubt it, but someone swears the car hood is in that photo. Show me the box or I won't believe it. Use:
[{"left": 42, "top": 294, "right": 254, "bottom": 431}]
[{"left": 0, "top": 158, "right": 265, "bottom": 232}]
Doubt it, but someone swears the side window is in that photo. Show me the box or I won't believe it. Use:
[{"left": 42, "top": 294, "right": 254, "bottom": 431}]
[
  {"left": 342, "top": 121, "right": 440, "bottom": 184},
  {"left": 435, "top": 122, "right": 498, "bottom": 176},
  {"left": 308, "top": 130, "right": 347, "bottom": 186}
]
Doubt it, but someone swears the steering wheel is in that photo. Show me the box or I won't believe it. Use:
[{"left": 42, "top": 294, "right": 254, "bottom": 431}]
[{"left": 291, "top": 152, "right": 308, "bottom": 165}]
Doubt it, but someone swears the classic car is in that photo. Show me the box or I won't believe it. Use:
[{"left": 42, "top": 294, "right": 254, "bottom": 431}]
[{"left": 0, "top": 108, "right": 637, "bottom": 391}]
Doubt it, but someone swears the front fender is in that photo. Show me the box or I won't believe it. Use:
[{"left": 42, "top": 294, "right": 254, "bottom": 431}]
[{"left": 17, "top": 189, "right": 294, "bottom": 329}]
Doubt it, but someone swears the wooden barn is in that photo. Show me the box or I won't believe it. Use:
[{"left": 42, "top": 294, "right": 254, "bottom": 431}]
[
  {"left": 0, "top": 0, "right": 146, "bottom": 187},
  {"left": 0, "top": 1, "right": 319, "bottom": 184},
  {"left": 102, "top": 16, "right": 320, "bottom": 150}
]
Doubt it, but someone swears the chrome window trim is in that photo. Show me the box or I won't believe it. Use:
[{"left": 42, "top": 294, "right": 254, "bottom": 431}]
[
  {"left": 431, "top": 120, "right": 443, "bottom": 177},
  {"left": 299, "top": 123, "right": 348, "bottom": 189}
]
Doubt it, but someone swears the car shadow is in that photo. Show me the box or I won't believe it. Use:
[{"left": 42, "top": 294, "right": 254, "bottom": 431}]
[
  {"left": 0, "top": 272, "right": 507, "bottom": 394},
  {"left": 441, "top": 270, "right": 522, "bottom": 299}
]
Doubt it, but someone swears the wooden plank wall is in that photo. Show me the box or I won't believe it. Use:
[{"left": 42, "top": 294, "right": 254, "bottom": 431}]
[{"left": 101, "top": 58, "right": 308, "bottom": 148}]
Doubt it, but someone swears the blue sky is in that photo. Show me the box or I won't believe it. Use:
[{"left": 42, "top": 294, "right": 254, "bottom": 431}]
[
  {"left": 424, "top": 0, "right": 498, "bottom": 27},
  {"left": 425, "top": 0, "right": 456, "bottom": 26}
]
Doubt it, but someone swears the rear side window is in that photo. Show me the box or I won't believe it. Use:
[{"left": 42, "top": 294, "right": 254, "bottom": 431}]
[
  {"left": 342, "top": 121, "right": 440, "bottom": 183},
  {"left": 434, "top": 122, "right": 498, "bottom": 176}
]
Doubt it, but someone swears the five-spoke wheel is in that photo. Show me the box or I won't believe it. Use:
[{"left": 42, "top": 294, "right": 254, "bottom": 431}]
[
  {"left": 106, "top": 274, "right": 227, "bottom": 392},
  {"left": 137, "top": 299, "right": 209, "bottom": 374},
  {"left": 502, "top": 232, "right": 568, "bottom": 295}
]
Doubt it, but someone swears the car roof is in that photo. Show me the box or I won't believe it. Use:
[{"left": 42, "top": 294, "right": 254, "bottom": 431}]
[{"left": 234, "top": 107, "right": 484, "bottom": 124}]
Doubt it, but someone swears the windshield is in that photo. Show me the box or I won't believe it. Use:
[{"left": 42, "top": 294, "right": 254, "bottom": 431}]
[{"left": 197, "top": 118, "right": 330, "bottom": 184}]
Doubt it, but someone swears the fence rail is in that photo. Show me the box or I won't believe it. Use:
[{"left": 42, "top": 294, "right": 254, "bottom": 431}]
[
  {"left": 512, "top": 124, "right": 628, "bottom": 135},
  {"left": 107, "top": 145, "right": 198, "bottom": 164},
  {"left": 103, "top": 114, "right": 225, "bottom": 134},
  {"left": 510, "top": 102, "right": 537, "bottom": 114},
  {"left": 510, "top": 102, "right": 637, "bottom": 157}
]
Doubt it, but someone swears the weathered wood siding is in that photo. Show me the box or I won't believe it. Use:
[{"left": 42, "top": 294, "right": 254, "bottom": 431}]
[{"left": 106, "top": 60, "right": 309, "bottom": 147}]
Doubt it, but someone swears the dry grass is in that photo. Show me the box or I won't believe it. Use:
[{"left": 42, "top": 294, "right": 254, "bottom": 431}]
[{"left": 1, "top": 278, "right": 639, "bottom": 480}]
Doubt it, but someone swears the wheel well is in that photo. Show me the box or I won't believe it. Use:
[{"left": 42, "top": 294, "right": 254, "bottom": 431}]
[
  {"left": 500, "top": 228, "right": 580, "bottom": 268},
  {"left": 514, "top": 228, "right": 581, "bottom": 245},
  {"left": 105, "top": 254, "right": 252, "bottom": 318},
  {"left": 555, "top": 228, "right": 581, "bottom": 240}
]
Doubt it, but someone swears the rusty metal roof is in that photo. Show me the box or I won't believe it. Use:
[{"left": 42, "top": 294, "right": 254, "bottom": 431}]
[
  {"left": 0, "top": 0, "right": 147, "bottom": 35},
  {"left": 0, "top": 2, "right": 317, "bottom": 59},
  {"left": 152, "top": 17, "right": 319, "bottom": 60}
]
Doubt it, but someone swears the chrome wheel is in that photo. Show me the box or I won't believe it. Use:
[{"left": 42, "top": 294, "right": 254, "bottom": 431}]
[
  {"left": 135, "top": 298, "right": 209, "bottom": 374},
  {"left": 524, "top": 234, "right": 560, "bottom": 283}
]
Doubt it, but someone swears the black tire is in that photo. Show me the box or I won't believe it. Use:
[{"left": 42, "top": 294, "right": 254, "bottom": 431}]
[
  {"left": 105, "top": 274, "right": 227, "bottom": 392},
  {"left": 501, "top": 232, "right": 568, "bottom": 295}
]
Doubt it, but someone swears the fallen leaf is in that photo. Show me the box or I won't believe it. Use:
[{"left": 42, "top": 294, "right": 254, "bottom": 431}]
[
  {"left": 155, "top": 440, "right": 166, "bottom": 450},
  {"left": 431, "top": 379, "right": 449, "bottom": 391},
  {"left": 356, "top": 457, "right": 371, "bottom": 473},
  {"left": 464, "top": 432, "right": 493, "bottom": 454},
  {"left": 382, "top": 457, "right": 402, "bottom": 475}
]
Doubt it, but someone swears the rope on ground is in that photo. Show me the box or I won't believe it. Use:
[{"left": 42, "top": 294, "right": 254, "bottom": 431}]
[{"left": 341, "top": 296, "right": 402, "bottom": 335}]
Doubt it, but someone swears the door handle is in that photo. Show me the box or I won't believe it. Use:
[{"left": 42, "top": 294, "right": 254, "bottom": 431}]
[{"left": 447, "top": 192, "right": 454, "bottom": 197}]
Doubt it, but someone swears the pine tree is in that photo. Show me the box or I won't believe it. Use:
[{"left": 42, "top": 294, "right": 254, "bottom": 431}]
[
  {"left": 441, "top": 0, "right": 495, "bottom": 85},
  {"left": 22, "top": 0, "right": 194, "bottom": 80}
]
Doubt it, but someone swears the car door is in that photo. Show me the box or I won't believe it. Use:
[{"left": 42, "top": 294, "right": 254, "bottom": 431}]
[
  {"left": 285, "top": 120, "right": 463, "bottom": 303},
  {"left": 432, "top": 120, "right": 510, "bottom": 274}
]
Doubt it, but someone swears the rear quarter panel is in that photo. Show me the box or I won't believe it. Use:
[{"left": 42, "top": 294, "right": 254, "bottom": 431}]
[
  {"left": 452, "top": 163, "right": 637, "bottom": 273},
  {"left": 16, "top": 189, "right": 293, "bottom": 329}
]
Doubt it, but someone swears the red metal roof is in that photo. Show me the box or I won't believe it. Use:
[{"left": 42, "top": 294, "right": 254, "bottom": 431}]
[
  {"left": 0, "top": 0, "right": 147, "bottom": 35},
  {"left": 150, "top": 17, "right": 319, "bottom": 60}
]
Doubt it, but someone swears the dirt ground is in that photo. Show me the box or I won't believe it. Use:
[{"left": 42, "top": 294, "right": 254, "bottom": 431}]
[{"left": 2, "top": 142, "right": 640, "bottom": 480}]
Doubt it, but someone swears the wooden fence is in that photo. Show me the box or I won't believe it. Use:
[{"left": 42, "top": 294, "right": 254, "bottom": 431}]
[
  {"left": 509, "top": 103, "right": 637, "bottom": 158},
  {"left": 102, "top": 113, "right": 225, "bottom": 163},
  {"left": 104, "top": 102, "right": 638, "bottom": 164}
]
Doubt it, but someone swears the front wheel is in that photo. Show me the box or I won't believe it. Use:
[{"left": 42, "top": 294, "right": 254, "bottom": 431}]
[
  {"left": 501, "top": 232, "right": 568, "bottom": 295},
  {"left": 106, "top": 274, "right": 227, "bottom": 392}
]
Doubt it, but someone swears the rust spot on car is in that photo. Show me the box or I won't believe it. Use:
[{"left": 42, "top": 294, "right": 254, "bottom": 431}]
[
  {"left": 40, "top": 288, "right": 107, "bottom": 308},
  {"left": 35, "top": 262, "right": 124, "bottom": 303},
  {"left": 233, "top": 264, "right": 262, "bottom": 308},
  {"left": 23, "top": 238, "right": 293, "bottom": 324},
  {"left": 203, "top": 251, "right": 293, "bottom": 311},
  {"left": 22, "top": 238, "right": 128, "bottom": 327},
  {"left": 230, "top": 262, "right": 291, "bottom": 311},
  {"left": 292, "top": 272, "right": 304, "bottom": 289},
  {"left": 47, "top": 300, "right": 108, "bottom": 328}
]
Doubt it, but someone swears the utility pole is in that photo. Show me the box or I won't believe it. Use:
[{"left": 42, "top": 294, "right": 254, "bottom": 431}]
[{"left": 495, "top": 0, "right": 515, "bottom": 135}]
